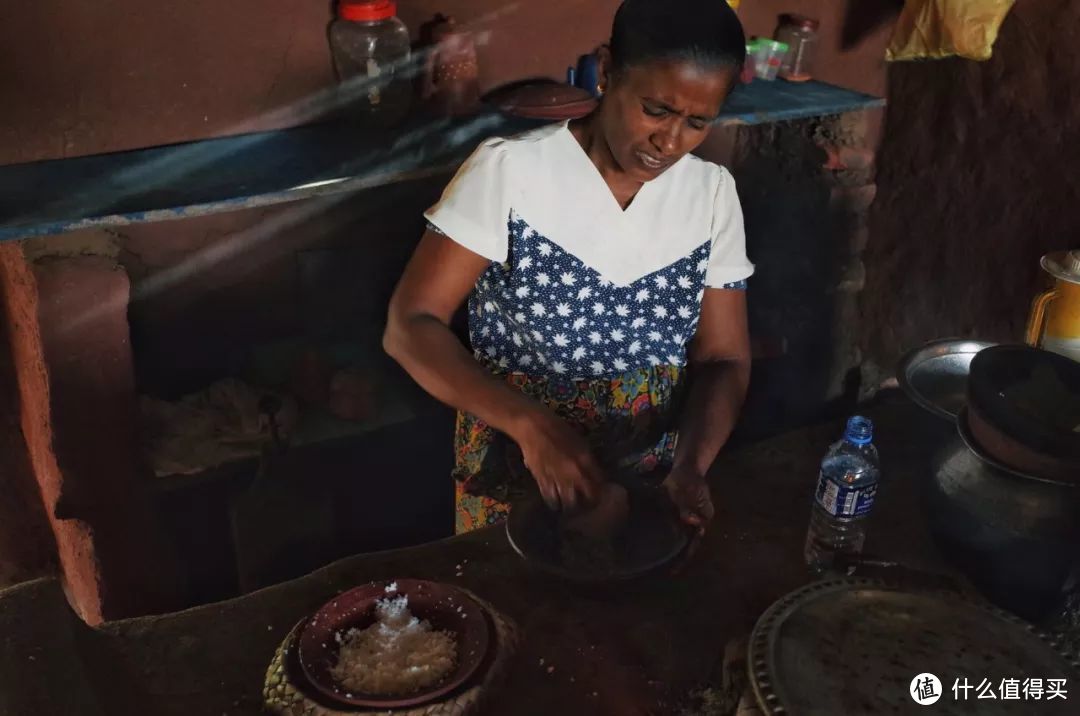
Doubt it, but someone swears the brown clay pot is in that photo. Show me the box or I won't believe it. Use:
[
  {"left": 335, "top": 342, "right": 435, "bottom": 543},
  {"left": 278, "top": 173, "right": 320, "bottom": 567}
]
[{"left": 421, "top": 15, "right": 481, "bottom": 117}]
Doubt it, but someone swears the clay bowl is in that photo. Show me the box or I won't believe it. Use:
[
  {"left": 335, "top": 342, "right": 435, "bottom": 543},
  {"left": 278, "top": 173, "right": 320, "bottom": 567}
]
[
  {"left": 297, "top": 579, "right": 490, "bottom": 709},
  {"left": 967, "top": 344, "right": 1080, "bottom": 483},
  {"left": 486, "top": 81, "right": 598, "bottom": 120}
]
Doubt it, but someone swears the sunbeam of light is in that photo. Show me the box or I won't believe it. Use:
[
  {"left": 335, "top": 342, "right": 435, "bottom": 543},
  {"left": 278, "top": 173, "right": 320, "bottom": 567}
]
[
  {"left": 23, "top": 2, "right": 520, "bottom": 228},
  {"left": 46, "top": 1, "right": 528, "bottom": 338},
  {"left": 51, "top": 198, "right": 342, "bottom": 338},
  {"left": 54, "top": 106, "right": 508, "bottom": 337}
]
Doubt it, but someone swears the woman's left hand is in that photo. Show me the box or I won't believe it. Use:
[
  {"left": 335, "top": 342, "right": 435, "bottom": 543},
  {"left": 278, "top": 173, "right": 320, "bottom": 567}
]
[{"left": 662, "top": 466, "right": 715, "bottom": 532}]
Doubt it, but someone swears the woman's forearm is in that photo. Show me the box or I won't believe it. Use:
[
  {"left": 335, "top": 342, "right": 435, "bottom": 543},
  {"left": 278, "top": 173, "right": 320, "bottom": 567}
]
[
  {"left": 673, "top": 358, "right": 750, "bottom": 476},
  {"left": 383, "top": 312, "right": 545, "bottom": 443}
]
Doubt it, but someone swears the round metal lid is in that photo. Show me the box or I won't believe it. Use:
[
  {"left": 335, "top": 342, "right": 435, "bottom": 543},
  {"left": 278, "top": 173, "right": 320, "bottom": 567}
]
[
  {"left": 748, "top": 578, "right": 1080, "bottom": 714},
  {"left": 1042, "top": 250, "right": 1080, "bottom": 285},
  {"left": 897, "top": 338, "right": 995, "bottom": 421}
]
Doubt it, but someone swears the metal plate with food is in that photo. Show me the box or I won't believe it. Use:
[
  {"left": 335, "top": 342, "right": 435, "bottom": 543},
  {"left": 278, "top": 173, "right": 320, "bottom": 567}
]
[
  {"left": 748, "top": 578, "right": 1080, "bottom": 715},
  {"left": 505, "top": 480, "right": 692, "bottom": 583},
  {"left": 897, "top": 338, "right": 995, "bottom": 421},
  {"left": 297, "top": 579, "right": 491, "bottom": 709}
]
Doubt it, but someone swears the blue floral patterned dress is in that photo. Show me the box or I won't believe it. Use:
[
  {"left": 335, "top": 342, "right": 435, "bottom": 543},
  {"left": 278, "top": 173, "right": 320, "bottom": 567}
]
[{"left": 424, "top": 122, "right": 753, "bottom": 533}]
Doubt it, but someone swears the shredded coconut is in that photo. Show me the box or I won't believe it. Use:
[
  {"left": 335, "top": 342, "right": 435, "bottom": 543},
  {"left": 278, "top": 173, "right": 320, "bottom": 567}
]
[{"left": 331, "top": 595, "right": 457, "bottom": 695}]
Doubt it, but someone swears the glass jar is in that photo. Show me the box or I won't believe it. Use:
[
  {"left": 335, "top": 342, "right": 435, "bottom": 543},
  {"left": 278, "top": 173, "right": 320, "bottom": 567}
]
[
  {"left": 775, "top": 14, "right": 819, "bottom": 82},
  {"left": 328, "top": 0, "right": 412, "bottom": 126}
]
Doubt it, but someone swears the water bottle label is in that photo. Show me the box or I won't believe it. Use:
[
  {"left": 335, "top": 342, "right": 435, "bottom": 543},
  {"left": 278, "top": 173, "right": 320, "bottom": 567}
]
[{"left": 815, "top": 472, "right": 877, "bottom": 518}]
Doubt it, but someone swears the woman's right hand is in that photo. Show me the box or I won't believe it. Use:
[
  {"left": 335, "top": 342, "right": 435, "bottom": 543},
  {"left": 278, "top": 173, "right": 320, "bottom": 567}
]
[{"left": 514, "top": 410, "right": 604, "bottom": 513}]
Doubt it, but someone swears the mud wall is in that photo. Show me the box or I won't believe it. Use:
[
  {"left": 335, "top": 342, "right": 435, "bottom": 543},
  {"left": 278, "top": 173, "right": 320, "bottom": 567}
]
[{"left": 862, "top": 0, "right": 1077, "bottom": 369}]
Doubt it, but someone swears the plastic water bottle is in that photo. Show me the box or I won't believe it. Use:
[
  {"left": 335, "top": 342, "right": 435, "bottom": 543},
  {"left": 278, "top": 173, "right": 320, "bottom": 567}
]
[{"left": 804, "top": 416, "right": 880, "bottom": 573}]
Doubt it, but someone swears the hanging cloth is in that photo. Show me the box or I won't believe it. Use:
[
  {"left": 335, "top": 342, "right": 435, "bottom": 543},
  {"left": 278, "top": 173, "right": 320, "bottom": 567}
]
[{"left": 886, "top": 0, "right": 1016, "bottom": 62}]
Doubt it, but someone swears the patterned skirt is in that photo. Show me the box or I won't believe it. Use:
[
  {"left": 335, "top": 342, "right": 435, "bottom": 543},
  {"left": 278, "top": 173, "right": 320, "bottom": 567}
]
[{"left": 453, "top": 363, "right": 686, "bottom": 533}]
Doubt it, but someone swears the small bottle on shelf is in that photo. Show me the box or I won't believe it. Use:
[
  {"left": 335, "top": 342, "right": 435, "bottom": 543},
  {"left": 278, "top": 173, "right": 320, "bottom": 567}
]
[
  {"left": 775, "top": 14, "right": 820, "bottom": 82},
  {"left": 328, "top": 0, "right": 413, "bottom": 127}
]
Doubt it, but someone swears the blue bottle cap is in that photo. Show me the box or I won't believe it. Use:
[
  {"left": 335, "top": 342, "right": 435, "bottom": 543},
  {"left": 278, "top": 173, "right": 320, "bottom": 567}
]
[{"left": 844, "top": 416, "right": 873, "bottom": 445}]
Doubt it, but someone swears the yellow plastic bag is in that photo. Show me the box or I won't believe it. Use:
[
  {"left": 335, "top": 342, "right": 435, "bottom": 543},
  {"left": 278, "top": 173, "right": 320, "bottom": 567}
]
[{"left": 886, "top": 0, "right": 1016, "bottom": 62}]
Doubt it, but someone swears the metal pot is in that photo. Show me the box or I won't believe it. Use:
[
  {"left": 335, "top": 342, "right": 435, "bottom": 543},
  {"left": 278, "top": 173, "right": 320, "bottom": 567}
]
[{"left": 927, "top": 409, "right": 1080, "bottom": 621}]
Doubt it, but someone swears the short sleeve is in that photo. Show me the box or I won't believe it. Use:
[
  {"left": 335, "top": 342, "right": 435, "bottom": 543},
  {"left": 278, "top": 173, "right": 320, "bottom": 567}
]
[
  {"left": 704, "top": 168, "right": 755, "bottom": 288},
  {"left": 423, "top": 140, "right": 512, "bottom": 263}
]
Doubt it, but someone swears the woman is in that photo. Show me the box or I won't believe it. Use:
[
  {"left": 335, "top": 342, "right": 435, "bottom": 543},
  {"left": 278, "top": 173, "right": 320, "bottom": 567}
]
[{"left": 384, "top": 0, "right": 753, "bottom": 535}]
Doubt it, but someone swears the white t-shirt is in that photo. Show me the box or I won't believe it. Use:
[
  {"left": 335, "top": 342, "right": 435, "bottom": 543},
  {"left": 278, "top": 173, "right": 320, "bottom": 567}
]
[{"left": 424, "top": 121, "right": 754, "bottom": 378}]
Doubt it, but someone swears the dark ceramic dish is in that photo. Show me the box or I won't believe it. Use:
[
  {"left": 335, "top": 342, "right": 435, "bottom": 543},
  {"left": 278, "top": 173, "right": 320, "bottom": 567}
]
[{"left": 297, "top": 579, "right": 490, "bottom": 709}]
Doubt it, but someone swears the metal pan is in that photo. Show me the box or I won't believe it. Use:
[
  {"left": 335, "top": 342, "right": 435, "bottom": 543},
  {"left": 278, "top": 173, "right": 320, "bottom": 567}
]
[
  {"left": 505, "top": 480, "right": 691, "bottom": 584},
  {"left": 897, "top": 338, "right": 995, "bottom": 422}
]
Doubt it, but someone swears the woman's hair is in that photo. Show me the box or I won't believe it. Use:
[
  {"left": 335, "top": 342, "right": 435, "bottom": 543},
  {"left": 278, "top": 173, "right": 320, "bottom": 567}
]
[{"left": 609, "top": 0, "right": 746, "bottom": 74}]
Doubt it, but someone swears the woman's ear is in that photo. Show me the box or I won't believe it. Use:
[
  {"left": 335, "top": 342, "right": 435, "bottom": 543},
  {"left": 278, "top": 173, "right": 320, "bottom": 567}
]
[{"left": 595, "top": 43, "right": 613, "bottom": 95}]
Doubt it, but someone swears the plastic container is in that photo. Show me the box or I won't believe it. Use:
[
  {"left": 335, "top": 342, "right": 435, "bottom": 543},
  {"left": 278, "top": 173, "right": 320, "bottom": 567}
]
[
  {"left": 804, "top": 416, "right": 881, "bottom": 573},
  {"left": 775, "top": 14, "right": 819, "bottom": 82},
  {"left": 750, "top": 39, "right": 789, "bottom": 82},
  {"left": 328, "top": 0, "right": 412, "bottom": 126}
]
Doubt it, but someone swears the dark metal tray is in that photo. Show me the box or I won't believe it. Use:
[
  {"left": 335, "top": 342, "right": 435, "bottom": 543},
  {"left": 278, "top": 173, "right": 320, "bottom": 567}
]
[{"left": 748, "top": 578, "right": 1080, "bottom": 715}]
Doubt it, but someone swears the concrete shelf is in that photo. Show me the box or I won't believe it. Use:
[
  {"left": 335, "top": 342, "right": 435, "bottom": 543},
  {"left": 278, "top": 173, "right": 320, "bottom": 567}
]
[{"left": 0, "top": 81, "right": 883, "bottom": 242}]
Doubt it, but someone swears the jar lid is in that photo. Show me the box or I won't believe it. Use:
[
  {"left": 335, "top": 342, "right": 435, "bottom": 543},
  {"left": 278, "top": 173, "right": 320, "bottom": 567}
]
[
  {"left": 780, "top": 13, "right": 820, "bottom": 31},
  {"left": 757, "top": 39, "right": 789, "bottom": 53},
  {"left": 1042, "top": 249, "right": 1080, "bottom": 284},
  {"left": 338, "top": 0, "right": 397, "bottom": 22},
  {"left": 1067, "top": 249, "right": 1080, "bottom": 275}
]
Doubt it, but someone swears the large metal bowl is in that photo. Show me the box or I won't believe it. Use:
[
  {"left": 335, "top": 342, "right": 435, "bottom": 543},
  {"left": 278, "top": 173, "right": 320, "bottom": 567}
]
[{"left": 897, "top": 339, "right": 996, "bottom": 421}]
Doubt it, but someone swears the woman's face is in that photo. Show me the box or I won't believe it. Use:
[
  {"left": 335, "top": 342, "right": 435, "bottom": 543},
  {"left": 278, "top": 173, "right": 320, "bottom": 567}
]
[{"left": 598, "top": 58, "right": 737, "bottom": 183}]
